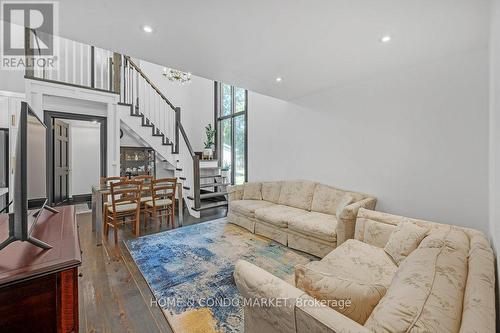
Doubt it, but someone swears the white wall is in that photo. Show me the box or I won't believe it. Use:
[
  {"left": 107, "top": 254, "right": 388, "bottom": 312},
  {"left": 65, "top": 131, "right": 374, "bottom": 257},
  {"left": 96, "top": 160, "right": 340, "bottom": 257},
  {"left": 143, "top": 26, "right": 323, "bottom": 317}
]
[
  {"left": 120, "top": 126, "right": 149, "bottom": 147},
  {"left": 66, "top": 120, "right": 101, "bottom": 196},
  {"left": 139, "top": 60, "right": 214, "bottom": 152},
  {"left": 249, "top": 48, "right": 490, "bottom": 233},
  {"left": 489, "top": 0, "right": 500, "bottom": 305},
  {"left": 0, "top": 71, "right": 25, "bottom": 94}
]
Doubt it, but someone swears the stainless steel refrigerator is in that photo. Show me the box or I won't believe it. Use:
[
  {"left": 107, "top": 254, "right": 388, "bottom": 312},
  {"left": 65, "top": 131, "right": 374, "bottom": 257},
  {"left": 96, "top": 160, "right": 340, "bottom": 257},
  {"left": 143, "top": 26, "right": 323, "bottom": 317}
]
[{"left": 0, "top": 129, "right": 8, "bottom": 212}]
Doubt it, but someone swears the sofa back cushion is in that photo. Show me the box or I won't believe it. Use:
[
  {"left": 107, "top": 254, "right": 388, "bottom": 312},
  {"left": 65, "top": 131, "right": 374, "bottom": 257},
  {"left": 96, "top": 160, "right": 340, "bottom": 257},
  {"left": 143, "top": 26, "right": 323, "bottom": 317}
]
[
  {"left": 311, "top": 184, "right": 358, "bottom": 215},
  {"left": 364, "top": 227, "right": 469, "bottom": 333},
  {"left": 278, "top": 180, "right": 317, "bottom": 211},
  {"left": 355, "top": 208, "right": 449, "bottom": 245},
  {"left": 242, "top": 182, "right": 262, "bottom": 200},
  {"left": 362, "top": 219, "right": 397, "bottom": 248},
  {"left": 261, "top": 181, "right": 282, "bottom": 203},
  {"left": 383, "top": 221, "right": 429, "bottom": 265}
]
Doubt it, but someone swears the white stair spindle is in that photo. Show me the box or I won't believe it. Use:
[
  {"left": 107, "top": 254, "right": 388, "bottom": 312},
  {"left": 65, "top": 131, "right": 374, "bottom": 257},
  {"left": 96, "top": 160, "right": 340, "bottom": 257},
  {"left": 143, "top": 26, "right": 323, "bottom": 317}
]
[
  {"left": 79, "top": 43, "right": 83, "bottom": 86},
  {"left": 72, "top": 40, "right": 76, "bottom": 84},
  {"left": 64, "top": 38, "right": 69, "bottom": 83},
  {"left": 86, "top": 44, "right": 90, "bottom": 87},
  {"left": 100, "top": 49, "right": 105, "bottom": 90},
  {"left": 155, "top": 94, "right": 159, "bottom": 132}
]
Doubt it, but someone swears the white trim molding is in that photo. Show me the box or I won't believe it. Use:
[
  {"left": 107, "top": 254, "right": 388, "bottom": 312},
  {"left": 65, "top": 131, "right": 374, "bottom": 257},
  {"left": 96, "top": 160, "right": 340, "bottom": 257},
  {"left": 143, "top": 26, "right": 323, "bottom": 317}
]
[{"left": 25, "top": 78, "right": 121, "bottom": 177}]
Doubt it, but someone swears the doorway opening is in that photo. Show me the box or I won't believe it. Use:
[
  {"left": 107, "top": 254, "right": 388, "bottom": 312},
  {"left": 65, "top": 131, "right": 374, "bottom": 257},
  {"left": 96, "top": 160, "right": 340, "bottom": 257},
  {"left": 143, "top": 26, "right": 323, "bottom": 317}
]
[{"left": 44, "top": 111, "right": 107, "bottom": 206}]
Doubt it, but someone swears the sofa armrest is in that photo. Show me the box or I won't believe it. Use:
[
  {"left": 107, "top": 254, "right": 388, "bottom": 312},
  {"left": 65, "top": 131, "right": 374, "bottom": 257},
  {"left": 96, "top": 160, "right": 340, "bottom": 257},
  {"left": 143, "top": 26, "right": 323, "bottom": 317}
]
[
  {"left": 296, "top": 294, "right": 372, "bottom": 333},
  {"left": 227, "top": 184, "right": 244, "bottom": 202},
  {"left": 336, "top": 197, "right": 377, "bottom": 245},
  {"left": 234, "top": 260, "right": 304, "bottom": 333}
]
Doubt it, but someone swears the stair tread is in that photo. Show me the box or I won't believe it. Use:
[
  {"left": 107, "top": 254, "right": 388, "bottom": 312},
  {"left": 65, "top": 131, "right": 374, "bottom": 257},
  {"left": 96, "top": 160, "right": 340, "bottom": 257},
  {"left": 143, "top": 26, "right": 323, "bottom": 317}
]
[
  {"left": 200, "top": 182, "right": 227, "bottom": 188},
  {"left": 200, "top": 191, "right": 227, "bottom": 199},
  {"left": 186, "top": 191, "right": 227, "bottom": 200},
  {"left": 192, "top": 201, "right": 228, "bottom": 211},
  {"left": 200, "top": 166, "right": 221, "bottom": 169}
]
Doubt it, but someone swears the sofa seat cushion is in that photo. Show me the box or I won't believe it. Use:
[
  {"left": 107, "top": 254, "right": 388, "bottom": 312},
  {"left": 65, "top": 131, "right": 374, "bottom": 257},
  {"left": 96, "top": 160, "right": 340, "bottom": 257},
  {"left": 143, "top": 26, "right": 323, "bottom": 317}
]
[
  {"left": 288, "top": 212, "right": 338, "bottom": 242},
  {"left": 255, "top": 204, "right": 309, "bottom": 227},
  {"left": 230, "top": 200, "right": 275, "bottom": 218},
  {"left": 321, "top": 240, "right": 398, "bottom": 287},
  {"left": 295, "top": 240, "right": 397, "bottom": 324},
  {"left": 364, "top": 227, "right": 469, "bottom": 333}
]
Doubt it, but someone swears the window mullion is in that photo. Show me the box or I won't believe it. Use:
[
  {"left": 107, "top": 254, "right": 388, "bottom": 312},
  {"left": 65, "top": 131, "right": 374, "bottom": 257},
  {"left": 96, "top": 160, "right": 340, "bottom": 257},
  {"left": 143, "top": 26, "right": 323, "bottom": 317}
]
[{"left": 231, "top": 115, "right": 236, "bottom": 184}]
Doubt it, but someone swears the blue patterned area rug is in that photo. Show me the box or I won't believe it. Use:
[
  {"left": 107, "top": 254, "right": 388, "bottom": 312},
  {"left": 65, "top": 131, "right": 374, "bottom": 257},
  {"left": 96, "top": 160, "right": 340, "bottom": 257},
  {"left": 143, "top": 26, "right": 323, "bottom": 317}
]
[{"left": 125, "top": 218, "right": 316, "bottom": 333}]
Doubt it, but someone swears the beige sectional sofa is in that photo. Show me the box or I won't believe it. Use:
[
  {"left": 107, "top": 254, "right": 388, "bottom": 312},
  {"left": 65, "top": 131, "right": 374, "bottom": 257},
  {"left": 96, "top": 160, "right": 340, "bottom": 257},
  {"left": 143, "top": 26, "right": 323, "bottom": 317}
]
[
  {"left": 234, "top": 208, "right": 496, "bottom": 333},
  {"left": 227, "top": 180, "right": 377, "bottom": 257}
]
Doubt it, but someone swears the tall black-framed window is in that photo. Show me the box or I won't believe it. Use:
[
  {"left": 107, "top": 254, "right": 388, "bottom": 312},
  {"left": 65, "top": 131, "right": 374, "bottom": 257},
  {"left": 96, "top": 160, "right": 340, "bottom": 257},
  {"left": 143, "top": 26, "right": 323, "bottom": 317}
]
[{"left": 215, "top": 82, "right": 248, "bottom": 185}]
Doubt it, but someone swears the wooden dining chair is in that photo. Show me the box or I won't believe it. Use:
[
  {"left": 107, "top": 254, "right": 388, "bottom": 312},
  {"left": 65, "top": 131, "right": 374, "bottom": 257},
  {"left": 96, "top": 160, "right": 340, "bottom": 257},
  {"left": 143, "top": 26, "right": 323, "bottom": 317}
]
[
  {"left": 132, "top": 175, "right": 154, "bottom": 204},
  {"left": 101, "top": 176, "right": 127, "bottom": 221},
  {"left": 100, "top": 176, "right": 127, "bottom": 186},
  {"left": 143, "top": 178, "right": 177, "bottom": 229},
  {"left": 104, "top": 180, "right": 143, "bottom": 243}
]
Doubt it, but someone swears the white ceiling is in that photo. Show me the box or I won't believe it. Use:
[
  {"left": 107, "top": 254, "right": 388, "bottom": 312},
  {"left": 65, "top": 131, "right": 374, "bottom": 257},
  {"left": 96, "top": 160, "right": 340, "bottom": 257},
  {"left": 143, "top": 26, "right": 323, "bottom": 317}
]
[{"left": 57, "top": 0, "right": 490, "bottom": 101}]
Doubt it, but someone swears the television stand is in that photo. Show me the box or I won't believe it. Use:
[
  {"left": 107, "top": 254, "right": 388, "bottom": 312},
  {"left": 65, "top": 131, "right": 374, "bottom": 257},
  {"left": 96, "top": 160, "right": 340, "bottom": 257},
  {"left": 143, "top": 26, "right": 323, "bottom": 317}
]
[{"left": 0, "top": 205, "right": 81, "bottom": 332}]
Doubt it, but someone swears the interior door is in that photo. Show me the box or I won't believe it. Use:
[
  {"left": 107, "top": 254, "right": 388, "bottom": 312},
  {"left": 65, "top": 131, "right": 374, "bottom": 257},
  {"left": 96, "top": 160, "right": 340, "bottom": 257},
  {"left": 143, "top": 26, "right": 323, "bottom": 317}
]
[{"left": 53, "top": 119, "right": 70, "bottom": 204}]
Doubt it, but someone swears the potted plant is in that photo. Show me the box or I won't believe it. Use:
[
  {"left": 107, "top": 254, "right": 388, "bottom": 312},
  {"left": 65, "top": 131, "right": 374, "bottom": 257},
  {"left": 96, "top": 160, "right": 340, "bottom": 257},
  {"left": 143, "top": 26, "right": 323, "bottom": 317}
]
[{"left": 203, "top": 124, "right": 216, "bottom": 160}]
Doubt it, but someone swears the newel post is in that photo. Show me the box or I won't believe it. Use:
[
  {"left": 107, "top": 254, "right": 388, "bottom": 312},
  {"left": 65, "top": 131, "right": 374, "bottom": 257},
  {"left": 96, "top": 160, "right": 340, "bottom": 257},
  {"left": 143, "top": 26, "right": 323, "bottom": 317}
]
[
  {"left": 193, "top": 154, "right": 200, "bottom": 209},
  {"left": 112, "top": 53, "right": 121, "bottom": 94}
]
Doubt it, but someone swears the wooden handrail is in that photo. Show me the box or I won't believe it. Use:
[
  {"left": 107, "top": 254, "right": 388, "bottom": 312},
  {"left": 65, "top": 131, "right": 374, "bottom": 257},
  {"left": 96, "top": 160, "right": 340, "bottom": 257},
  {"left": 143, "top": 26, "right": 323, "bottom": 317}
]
[
  {"left": 178, "top": 119, "right": 201, "bottom": 208},
  {"left": 124, "top": 55, "right": 176, "bottom": 111},
  {"left": 177, "top": 121, "right": 195, "bottom": 158}
]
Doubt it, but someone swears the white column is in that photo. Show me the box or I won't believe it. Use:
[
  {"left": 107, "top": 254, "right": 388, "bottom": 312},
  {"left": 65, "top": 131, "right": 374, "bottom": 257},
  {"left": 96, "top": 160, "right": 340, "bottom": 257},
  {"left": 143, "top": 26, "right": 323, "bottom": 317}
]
[{"left": 107, "top": 102, "right": 120, "bottom": 176}]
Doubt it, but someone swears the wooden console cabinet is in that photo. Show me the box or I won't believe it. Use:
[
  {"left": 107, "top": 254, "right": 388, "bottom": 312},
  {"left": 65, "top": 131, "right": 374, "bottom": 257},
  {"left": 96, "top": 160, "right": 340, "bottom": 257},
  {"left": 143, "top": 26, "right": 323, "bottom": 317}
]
[{"left": 0, "top": 206, "right": 81, "bottom": 333}]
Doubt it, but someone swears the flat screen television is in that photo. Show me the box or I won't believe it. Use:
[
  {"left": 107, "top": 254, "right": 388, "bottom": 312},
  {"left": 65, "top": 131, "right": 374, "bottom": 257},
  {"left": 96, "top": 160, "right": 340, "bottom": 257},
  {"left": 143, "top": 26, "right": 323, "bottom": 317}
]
[{"left": 0, "top": 102, "right": 58, "bottom": 251}]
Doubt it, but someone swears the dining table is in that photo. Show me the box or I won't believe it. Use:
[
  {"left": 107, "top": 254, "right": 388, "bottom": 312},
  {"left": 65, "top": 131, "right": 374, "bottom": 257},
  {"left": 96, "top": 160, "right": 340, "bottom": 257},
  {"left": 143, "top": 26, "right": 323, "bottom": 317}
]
[{"left": 91, "top": 181, "right": 183, "bottom": 246}]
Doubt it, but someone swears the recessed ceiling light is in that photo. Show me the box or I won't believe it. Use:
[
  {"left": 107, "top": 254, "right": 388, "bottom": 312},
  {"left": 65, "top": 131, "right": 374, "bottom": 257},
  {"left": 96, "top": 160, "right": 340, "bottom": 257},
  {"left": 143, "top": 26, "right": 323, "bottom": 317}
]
[
  {"left": 275, "top": 77, "right": 283, "bottom": 83},
  {"left": 381, "top": 35, "right": 392, "bottom": 43},
  {"left": 143, "top": 25, "right": 153, "bottom": 33}
]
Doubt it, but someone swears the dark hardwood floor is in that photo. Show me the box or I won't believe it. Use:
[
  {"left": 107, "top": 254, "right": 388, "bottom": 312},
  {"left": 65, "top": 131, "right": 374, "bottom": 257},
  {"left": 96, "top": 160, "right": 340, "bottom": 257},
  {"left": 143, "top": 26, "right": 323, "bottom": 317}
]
[{"left": 77, "top": 205, "right": 227, "bottom": 333}]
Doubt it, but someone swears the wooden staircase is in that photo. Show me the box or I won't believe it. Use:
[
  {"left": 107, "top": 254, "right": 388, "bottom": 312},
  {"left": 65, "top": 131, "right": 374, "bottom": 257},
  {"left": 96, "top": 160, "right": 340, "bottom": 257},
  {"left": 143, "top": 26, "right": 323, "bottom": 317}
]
[
  {"left": 187, "top": 159, "right": 228, "bottom": 212},
  {"left": 23, "top": 31, "right": 228, "bottom": 217},
  {"left": 119, "top": 55, "right": 230, "bottom": 216}
]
